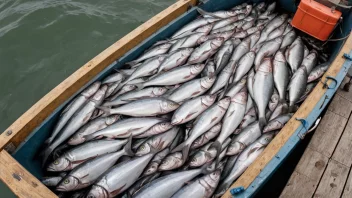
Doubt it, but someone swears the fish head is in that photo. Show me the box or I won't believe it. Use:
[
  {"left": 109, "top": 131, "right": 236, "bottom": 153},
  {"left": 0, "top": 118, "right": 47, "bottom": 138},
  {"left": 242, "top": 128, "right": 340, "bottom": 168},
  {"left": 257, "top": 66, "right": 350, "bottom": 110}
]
[
  {"left": 279, "top": 13, "right": 289, "bottom": 21},
  {"left": 160, "top": 43, "right": 173, "bottom": 49},
  {"left": 275, "top": 36, "right": 284, "bottom": 43},
  {"left": 197, "top": 24, "right": 214, "bottom": 34},
  {"left": 232, "top": 88, "right": 248, "bottom": 104},
  {"left": 258, "top": 133, "right": 275, "bottom": 146},
  {"left": 81, "top": 82, "right": 102, "bottom": 97},
  {"left": 67, "top": 133, "right": 85, "bottom": 145},
  {"left": 161, "top": 100, "right": 180, "bottom": 112},
  {"left": 197, "top": 35, "right": 208, "bottom": 44},
  {"left": 263, "top": 120, "right": 282, "bottom": 133},
  {"left": 86, "top": 185, "right": 109, "bottom": 198},
  {"left": 202, "top": 95, "right": 217, "bottom": 107},
  {"left": 144, "top": 162, "right": 158, "bottom": 176},
  {"left": 274, "top": 51, "right": 286, "bottom": 62},
  {"left": 298, "top": 66, "right": 308, "bottom": 75},
  {"left": 124, "top": 84, "right": 137, "bottom": 92},
  {"left": 191, "top": 64, "right": 206, "bottom": 74},
  {"left": 91, "top": 85, "right": 108, "bottom": 103},
  {"left": 218, "top": 97, "right": 231, "bottom": 109},
  {"left": 245, "top": 5, "right": 253, "bottom": 15},
  {"left": 226, "top": 141, "right": 244, "bottom": 156},
  {"left": 152, "top": 87, "right": 168, "bottom": 96},
  {"left": 154, "top": 122, "right": 173, "bottom": 133},
  {"left": 255, "top": 2, "right": 266, "bottom": 11},
  {"left": 189, "top": 152, "right": 208, "bottom": 167},
  {"left": 258, "top": 58, "right": 273, "bottom": 73},
  {"left": 182, "top": 48, "right": 194, "bottom": 56},
  {"left": 159, "top": 153, "right": 183, "bottom": 170},
  {"left": 106, "top": 115, "right": 121, "bottom": 125},
  {"left": 267, "top": 13, "right": 277, "bottom": 20},
  {"left": 56, "top": 176, "right": 79, "bottom": 191},
  {"left": 208, "top": 169, "right": 222, "bottom": 184},
  {"left": 47, "top": 157, "right": 71, "bottom": 172},
  {"left": 209, "top": 123, "right": 222, "bottom": 133},
  {"left": 227, "top": 10, "right": 240, "bottom": 17},
  {"left": 201, "top": 76, "right": 216, "bottom": 88},
  {"left": 136, "top": 143, "right": 151, "bottom": 156},
  {"left": 158, "top": 55, "right": 167, "bottom": 63},
  {"left": 211, "top": 37, "right": 225, "bottom": 49},
  {"left": 221, "top": 31, "right": 235, "bottom": 40}
]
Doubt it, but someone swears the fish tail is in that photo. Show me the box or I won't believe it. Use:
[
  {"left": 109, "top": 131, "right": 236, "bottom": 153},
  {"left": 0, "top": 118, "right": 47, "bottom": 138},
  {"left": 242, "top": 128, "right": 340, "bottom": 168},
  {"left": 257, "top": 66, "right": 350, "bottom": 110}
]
[
  {"left": 288, "top": 105, "right": 295, "bottom": 113},
  {"left": 96, "top": 106, "right": 111, "bottom": 116},
  {"left": 172, "top": 142, "right": 191, "bottom": 162},
  {"left": 259, "top": 117, "right": 267, "bottom": 130},
  {"left": 210, "top": 141, "right": 222, "bottom": 163},
  {"left": 124, "top": 136, "right": 135, "bottom": 156},
  {"left": 196, "top": 7, "right": 223, "bottom": 19},
  {"left": 282, "top": 102, "right": 289, "bottom": 114},
  {"left": 41, "top": 146, "right": 54, "bottom": 167}
]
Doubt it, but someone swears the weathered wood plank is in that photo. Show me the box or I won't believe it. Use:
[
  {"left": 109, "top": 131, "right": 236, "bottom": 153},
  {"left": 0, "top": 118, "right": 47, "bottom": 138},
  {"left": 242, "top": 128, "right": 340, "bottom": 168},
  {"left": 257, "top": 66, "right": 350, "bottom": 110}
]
[
  {"left": 0, "top": 0, "right": 198, "bottom": 150},
  {"left": 222, "top": 33, "right": 352, "bottom": 198},
  {"left": 280, "top": 147, "right": 329, "bottom": 198},
  {"left": 313, "top": 160, "right": 349, "bottom": 198},
  {"left": 309, "top": 110, "right": 348, "bottom": 158},
  {"left": 328, "top": 92, "right": 352, "bottom": 118},
  {"left": 332, "top": 111, "right": 352, "bottom": 167},
  {"left": 0, "top": 150, "right": 57, "bottom": 198},
  {"left": 341, "top": 168, "right": 352, "bottom": 198}
]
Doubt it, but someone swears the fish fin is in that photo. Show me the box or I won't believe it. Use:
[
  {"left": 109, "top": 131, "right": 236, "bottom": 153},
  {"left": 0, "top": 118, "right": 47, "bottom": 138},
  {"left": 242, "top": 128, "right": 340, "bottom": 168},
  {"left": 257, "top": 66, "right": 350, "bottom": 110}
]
[
  {"left": 209, "top": 141, "right": 222, "bottom": 163},
  {"left": 200, "top": 162, "right": 213, "bottom": 174},
  {"left": 96, "top": 106, "right": 111, "bottom": 116},
  {"left": 282, "top": 103, "right": 289, "bottom": 114},
  {"left": 124, "top": 136, "right": 135, "bottom": 156},
  {"left": 41, "top": 146, "right": 54, "bottom": 167},
  {"left": 134, "top": 83, "right": 145, "bottom": 90},
  {"left": 196, "top": 8, "right": 223, "bottom": 19},
  {"left": 259, "top": 117, "right": 267, "bottom": 130},
  {"left": 148, "top": 143, "right": 159, "bottom": 154}
]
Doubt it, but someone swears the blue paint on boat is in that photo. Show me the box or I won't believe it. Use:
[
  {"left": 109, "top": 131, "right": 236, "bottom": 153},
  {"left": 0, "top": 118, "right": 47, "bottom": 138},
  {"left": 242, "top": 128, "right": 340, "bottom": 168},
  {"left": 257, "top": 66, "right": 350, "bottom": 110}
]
[{"left": 10, "top": 0, "right": 352, "bottom": 196}]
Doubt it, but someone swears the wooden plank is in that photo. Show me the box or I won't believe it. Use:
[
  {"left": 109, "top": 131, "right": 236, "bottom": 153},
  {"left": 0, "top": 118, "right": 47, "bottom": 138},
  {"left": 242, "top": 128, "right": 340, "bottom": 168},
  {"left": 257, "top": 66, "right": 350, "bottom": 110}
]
[
  {"left": 309, "top": 110, "right": 348, "bottom": 158},
  {"left": 313, "top": 160, "right": 349, "bottom": 198},
  {"left": 280, "top": 147, "right": 329, "bottom": 198},
  {"left": 332, "top": 112, "right": 352, "bottom": 167},
  {"left": 0, "top": 150, "right": 57, "bottom": 198},
  {"left": 0, "top": 0, "right": 197, "bottom": 150},
  {"left": 341, "top": 168, "right": 352, "bottom": 198},
  {"left": 328, "top": 92, "right": 352, "bottom": 118},
  {"left": 222, "top": 33, "right": 352, "bottom": 198}
]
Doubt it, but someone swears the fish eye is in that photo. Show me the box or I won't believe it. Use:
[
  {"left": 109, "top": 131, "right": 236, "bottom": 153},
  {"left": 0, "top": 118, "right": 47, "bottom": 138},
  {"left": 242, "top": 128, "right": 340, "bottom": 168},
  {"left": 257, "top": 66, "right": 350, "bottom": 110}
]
[
  {"left": 53, "top": 160, "right": 59, "bottom": 165},
  {"left": 140, "top": 145, "right": 145, "bottom": 150},
  {"left": 64, "top": 179, "right": 70, "bottom": 184}
]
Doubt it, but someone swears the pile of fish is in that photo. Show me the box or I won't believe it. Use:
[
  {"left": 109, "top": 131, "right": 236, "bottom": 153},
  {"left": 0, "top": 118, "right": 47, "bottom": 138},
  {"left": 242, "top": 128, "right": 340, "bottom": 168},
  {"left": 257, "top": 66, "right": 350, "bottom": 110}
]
[{"left": 41, "top": 2, "right": 331, "bottom": 198}]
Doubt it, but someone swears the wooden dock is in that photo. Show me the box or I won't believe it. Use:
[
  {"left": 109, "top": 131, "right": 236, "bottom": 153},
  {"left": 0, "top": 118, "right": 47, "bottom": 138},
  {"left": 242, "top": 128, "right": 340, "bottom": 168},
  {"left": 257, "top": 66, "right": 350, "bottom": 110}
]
[{"left": 280, "top": 78, "right": 352, "bottom": 198}]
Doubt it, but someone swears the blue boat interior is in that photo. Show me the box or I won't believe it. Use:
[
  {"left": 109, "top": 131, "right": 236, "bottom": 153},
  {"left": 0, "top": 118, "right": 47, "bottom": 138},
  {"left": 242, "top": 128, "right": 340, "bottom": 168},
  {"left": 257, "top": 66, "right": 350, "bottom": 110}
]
[{"left": 12, "top": 0, "right": 352, "bottom": 196}]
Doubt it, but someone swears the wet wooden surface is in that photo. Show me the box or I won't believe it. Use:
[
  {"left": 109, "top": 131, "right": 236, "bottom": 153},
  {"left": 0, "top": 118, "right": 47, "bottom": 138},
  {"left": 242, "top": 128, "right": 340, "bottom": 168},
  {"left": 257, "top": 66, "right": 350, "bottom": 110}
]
[{"left": 281, "top": 78, "right": 352, "bottom": 198}]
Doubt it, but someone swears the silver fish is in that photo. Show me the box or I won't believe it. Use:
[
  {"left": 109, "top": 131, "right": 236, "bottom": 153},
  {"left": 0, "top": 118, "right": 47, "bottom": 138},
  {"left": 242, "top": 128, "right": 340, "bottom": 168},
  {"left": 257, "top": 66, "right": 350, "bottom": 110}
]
[
  {"left": 254, "top": 2, "right": 266, "bottom": 12},
  {"left": 269, "top": 102, "right": 288, "bottom": 121},
  {"left": 256, "top": 14, "right": 287, "bottom": 44},
  {"left": 226, "top": 121, "right": 261, "bottom": 156},
  {"left": 110, "top": 84, "right": 137, "bottom": 99},
  {"left": 233, "top": 51, "right": 255, "bottom": 84},
  {"left": 133, "top": 166, "right": 209, "bottom": 198},
  {"left": 143, "top": 148, "right": 170, "bottom": 176},
  {"left": 209, "top": 61, "right": 237, "bottom": 94},
  {"left": 202, "top": 61, "right": 216, "bottom": 77},
  {"left": 254, "top": 36, "right": 283, "bottom": 70},
  {"left": 87, "top": 152, "right": 157, "bottom": 197},
  {"left": 307, "top": 62, "right": 330, "bottom": 83},
  {"left": 233, "top": 30, "right": 248, "bottom": 39},
  {"left": 283, "top": 23, "right": 293, "bottom": 35},
  {"left": 225, "top": 76, "right": 247, "bottom": 98},
  {"left": 247, "top": 68, "right": 255, "bottom": 99},
  {"left": 241, "top": 18, "right": 255, "bottom": 30},
  {"left": 198, "top": 31, "right": 235, "bottom": 45},
  {"left": 172, "top": 97, "right": 231, "bottom": 161},
  {"left": 214, "top": 40, "right": 234, "bottom": 72},
  {"left": 213, "top": 89, "right": 247, "bottom": 154},
  {"left": 47, "top": 139, "right": 127, "bottom": 172},
  {"left": 137, "top": 64, "right": 206, "bottom": 89},
  {"left": 258, "top": 2, "right": 276, "bottom": 19},
  {"left": 253, "top": 58, "right": 274, "bottom": 128},
  {"left": 168, "top": 76, "right": 216, "bottom": 103},
  {"left": 84, "top": 117, "right": 165, "bottom": 140},
  {"left": 263, "top": 114, "right": 293, "bottom": 133},
  {"left": 235, "top": 107, "right": 257, "bottom": 134},
  {"left": 191, "top": 123, "right": 222, "bottom": 149},
  {"left": 273, "top": 51, "right": 290, "bottom": 103},
  {"left": 120, "top": 68, "right": 137, "bottom": 75},
  {"left": 136, "top": 127, "right": 179, "bottom": 156},
  {"left": 45, "top": 82, "right": 101, "bottom": 145},
  {"left": 280, "top": 29, "right": 297, "bottom": 49},
  {"left": 99, "top": 98, "right": 179, "bottom": 117},
  {"left": 126, "top": 76, "right": 148, "bottom": 85},
  {"left": 213, "top": 16, "right": 245, "bottom": 30},
  {"left": 56, "top": 140, "right": 133, "bottom": 191},
  {"left": 288, "top": 66, "right": 308, "bottom": 111},
  {"left": 267, "top": 22, "right": 286, "bottom": 41},
  {"left": 170, "top": 128, "right": 185, "bottom": 151},
  {"left": 296, "top": 82, "right": 317, "bottom": 103},
  {"left": 248, "top": 31, "right": 261, "bottom": 49},
  {"left": 287, "top": 37, "right": 304, "bottom": 72},
  {"left": 215, "top": 133, "right": 274, "bottom": 197},
  {"left": 105, "top": 82, "right": 120, "bottom": 98},
  {"left": 269, "top": 89, "right": 280, "bottom": 112},
  {"left": 188, "top": 38, "right": 225, "bottom": 64},
  {"left": 220, "top": 155, "right": 238, "bottom": 181},
  {"left": 68, "top": 115, "right": 121, "bottom": 145},
  {"left": 171, "top": 23, "right": 214, "bottom": 40},
  {"left": 211, "top": 21, "right": 243, "bottom": 34},
  {"left": 245, "top": 95, "right": 254, "bottom": 113},
  {"left": 134, "top": 122, "right": 173, "bottom": 138},
  {"left": 103, "top": 87, "right": 167, "bottom": 106},
  {"left": 172, "top": 18, "right": 219, "bottom": 39},
  {"left": 43, "top": 85, "right": 107, "bottom": 165},
  {"left": 128, "top": 173, "right": 161, "bottom": 196},
  {"left": 102, "top": 73, "right": 125, "bottom": 84},
  {"left": 127, "top": 43, "right": 172, "bottom": 65},
  {"left": 172, "top": 169, "right": 221, "bottom": 198},
  {"left": 158, "top": 152, "right": 184, "bottom": 171},
  {"left": 169, "top": 33, "right": 206, "bottom": 53},
  {"left": 302, "top": 51, "right": 318, "bottom": 73},
  {"left": 171, "top": 95, "right": 217, "bottom": 125},
  {"left": 158, "top": 48, "right": 194, "bottom": 73},
  {"left": 133, "top": 138, "right": 147, "bottom": 151}
]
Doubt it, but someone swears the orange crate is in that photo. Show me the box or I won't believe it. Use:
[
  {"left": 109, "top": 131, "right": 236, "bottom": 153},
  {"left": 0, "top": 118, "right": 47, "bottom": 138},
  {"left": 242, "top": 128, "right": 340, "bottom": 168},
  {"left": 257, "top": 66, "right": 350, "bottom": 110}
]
[{"left": 291, "top": 0, "right": 342, "bottom": 41}]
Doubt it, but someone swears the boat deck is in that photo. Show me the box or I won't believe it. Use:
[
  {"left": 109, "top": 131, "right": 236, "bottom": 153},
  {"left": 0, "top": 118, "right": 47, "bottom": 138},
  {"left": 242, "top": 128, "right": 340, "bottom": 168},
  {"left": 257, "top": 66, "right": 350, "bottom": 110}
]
[{"left": 280, "top": 78, "right": 352, "bottom": 198}]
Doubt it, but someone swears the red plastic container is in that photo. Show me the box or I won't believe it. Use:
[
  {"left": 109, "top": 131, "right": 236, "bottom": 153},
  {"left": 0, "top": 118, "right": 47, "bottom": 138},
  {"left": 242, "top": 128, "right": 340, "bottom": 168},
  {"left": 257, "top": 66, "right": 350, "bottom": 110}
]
[{"left": 291, "top": 0, "right": 342, "bottom": 41}]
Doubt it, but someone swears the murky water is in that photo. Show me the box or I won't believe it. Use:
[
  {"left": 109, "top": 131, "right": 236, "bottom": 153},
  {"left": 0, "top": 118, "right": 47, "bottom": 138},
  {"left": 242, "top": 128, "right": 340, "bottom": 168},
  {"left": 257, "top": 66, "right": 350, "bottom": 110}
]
[{"left": 0, "top": 0, "right": 174, "bottom": 196}]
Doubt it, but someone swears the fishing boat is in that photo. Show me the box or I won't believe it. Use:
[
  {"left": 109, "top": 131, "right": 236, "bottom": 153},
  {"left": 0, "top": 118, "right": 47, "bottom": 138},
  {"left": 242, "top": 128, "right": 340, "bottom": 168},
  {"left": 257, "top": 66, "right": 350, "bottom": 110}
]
[{"left": 0, "top": 0, "right": 351, "bottom": 197}]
